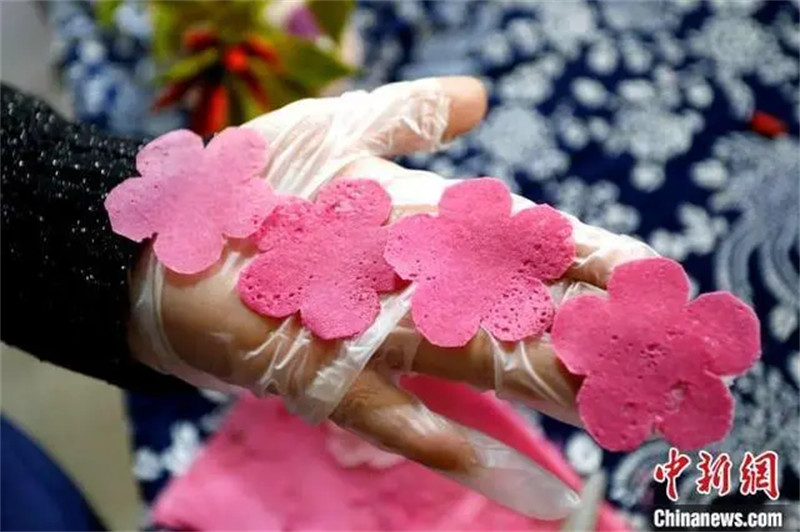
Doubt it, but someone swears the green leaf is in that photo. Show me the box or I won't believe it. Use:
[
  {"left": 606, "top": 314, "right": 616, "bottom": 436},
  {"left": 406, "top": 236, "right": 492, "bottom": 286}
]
[
  {"left": 94, "top": 0, "right": 122, "bottom": 28},
  {"left": 162, "top": 48, "right": 219, "bottom": 83},
  {"left": 307, "top": 0, "right": 354, "bottom": 44},
  {"left": 272, "top": 33, "right": 354, "bottom": 92},
  {"left": 214, "top": 1, "right": 273, "bottom": 43},
  {"left": 150, "top": 1, "right": 181, "bottom": 61},
  {"left": 249, "top": 61, "right": 306, "bottom": 109},
  {"left": 229, "top": 77, "right": 266, "bottom": 123}
]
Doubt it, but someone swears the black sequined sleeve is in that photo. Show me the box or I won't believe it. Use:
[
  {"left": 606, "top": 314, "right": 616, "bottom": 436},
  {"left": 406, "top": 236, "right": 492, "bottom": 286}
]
[{"left": 1, "top": 84, "right": 185, "bottom": 392}]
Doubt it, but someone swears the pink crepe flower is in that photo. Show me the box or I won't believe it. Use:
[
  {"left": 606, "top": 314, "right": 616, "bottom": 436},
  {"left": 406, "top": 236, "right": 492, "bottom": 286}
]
[
  {"left": 237, "top": 179, "right": 398, "bottom": 340},
  {"left": 552, "top": 257, "right": 761, "bottom": 451},
  {"left": 104, "top": 128, "right": 275, "bottom": 274},
  {"left": 384, "top": 178, "right": 575, "bottom": 347}
]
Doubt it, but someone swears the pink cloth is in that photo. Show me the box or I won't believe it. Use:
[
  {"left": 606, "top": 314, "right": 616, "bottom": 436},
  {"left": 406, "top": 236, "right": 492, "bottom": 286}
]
[{"left": 153, "top": 378, "right": 629, "bottom": 531}]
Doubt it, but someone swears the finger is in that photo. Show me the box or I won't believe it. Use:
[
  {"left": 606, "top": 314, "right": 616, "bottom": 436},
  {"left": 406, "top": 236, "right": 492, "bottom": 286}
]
[
  {"left": 417, "top": 280, "right": 609, "bottom": 425},
  {"left": 374, "top": 281, "right": 610, "bottom": 427},
  {"left": 245, "top": 76, "right": 487, "bottom": 158},
  {"left": 361, "top": 75, "right": 488, "bottom": 156},
  {"left": 331, "top": 368, "right": 579, "bottom": 520},
  {"left": 330, "top": 367, "right": 477, "bottom": 472},
  {"left": 565, "top": 216, "right": 658, "bottom": 288},
  {"left": 410, "top": 329, "right": 584, "bottom": 426},
  {"left": 439, "top": 76, "right": 489, "bottom": 141}
]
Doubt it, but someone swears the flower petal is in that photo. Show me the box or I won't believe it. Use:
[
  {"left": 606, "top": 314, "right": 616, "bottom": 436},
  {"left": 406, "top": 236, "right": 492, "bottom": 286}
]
[
  {"left": 104, "top": 176, "right": 165, "bottom": 242},
  {"left": 153, "top": 213, "right": 225, "bottom": 274},
  {"left": 483, "top": 276, "right": 554, "bottom": 342},
  {"left": 238, "top": 180, "right": 396, "bottom": 339},
  {"left": 251, "top": 199, "right": 317, "bottom": 251},
  {"left": 551, "top": 294, "right": 612, "bottom": 376},
  {"left": 315, "top": 179, "right": 392, "bottom": 226},
  {"left": 684, "top": 292, "right": 761, "bottom": 376},
  {"left": 384, "top": 214, "right": 446, "bottom": 281},
  {"left": 511, "top": 204, "right": 575, "bottom": 279},
  {"left": 204, "top": 127, "right": 269, "bottom": 184},
  {"left": 656, "top": 373, "right": 734, "bottom": 450},
  {"left": 606, "top": 257, "right": 690, "bottom": 310},
  {"left": 346, "top": 226, "right": 398, "bottom": 292},
  {"left": 411, "top": 278, "right": 483, "bottom": 348},
  {"left": 238, "top": 255, "right": 309, "bottom": 318},
  {"left": 301, "top": 283, "right": 381, "bottom": 340},
  {"left": 222, "top": 178, "right": 277, "bottom": 239},
  {"left": 439, "top": 178, "right": 512, "bottom": 222},
  {"left": 578, "top": 376, "right": 653, "bottom": 451},
  {"left": 136, "top": 129, "right": 203, "bottom": 179}
]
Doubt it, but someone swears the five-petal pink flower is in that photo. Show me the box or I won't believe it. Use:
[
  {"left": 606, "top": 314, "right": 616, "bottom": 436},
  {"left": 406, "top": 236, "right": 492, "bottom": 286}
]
[
  {"left": 551, "top": 257, "right": 761, "bottom": 451},
  {"left": 384, "top": 178, "right": 575, "bottom": 347},
  {"left": 237, "top": 179, "right": 398, "bottom": 340},
  {"left": 104, "top": 128, "right": 275, "bottom": 274}
]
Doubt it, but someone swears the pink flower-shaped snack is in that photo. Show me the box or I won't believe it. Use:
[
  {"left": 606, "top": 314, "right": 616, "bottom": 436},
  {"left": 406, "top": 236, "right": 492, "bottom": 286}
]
[
  {"left": 384, "top": 178, "right": 575, "bottom": 347},
  {"left": 237, "top": 179, "right": 398, "bottom": 339},
  {"left": 104, "top": 128, "right": 275, "bottom": 274},
  {"left": 552, "top": 257, "right": 761, "bottom": 451}
]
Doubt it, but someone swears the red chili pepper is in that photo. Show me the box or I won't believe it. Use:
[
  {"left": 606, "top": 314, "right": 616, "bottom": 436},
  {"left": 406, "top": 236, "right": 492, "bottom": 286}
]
[
  {"left": 243, "top": 36, "right": 280, "bottom": 67},
  {"left": 238, "top": 69, "right": 269, "bottom": 109},
  {"left": 223, "top": 46, "right": 249, "bottom": 74},
  {"left": 152, "top": 79, "right": 193, "bottom": 111},
  {"left": 749, "top": 111, "right": 787, "bottom": 138},
  {"left": 192, "top": 83, "right": 229, "bottom": 135},
  {"left": 182, "top": 27, "right": 219, "bottom": 52}
]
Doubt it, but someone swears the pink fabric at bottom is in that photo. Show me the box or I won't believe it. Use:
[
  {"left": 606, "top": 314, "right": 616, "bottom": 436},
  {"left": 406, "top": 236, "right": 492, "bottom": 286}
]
[{"left": 153, "top": 379, "right": 629, "bottom": 531}]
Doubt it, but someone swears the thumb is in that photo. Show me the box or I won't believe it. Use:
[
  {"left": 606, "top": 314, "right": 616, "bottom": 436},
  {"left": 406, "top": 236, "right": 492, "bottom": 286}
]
[{"left": 242, "top": 77, "right": 487, "bottom": 197}]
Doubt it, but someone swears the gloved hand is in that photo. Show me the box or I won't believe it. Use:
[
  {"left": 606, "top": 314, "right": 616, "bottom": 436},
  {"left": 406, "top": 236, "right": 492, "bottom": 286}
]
[{"left": 127, "top": 77, "right": 656, "bottom": 519}]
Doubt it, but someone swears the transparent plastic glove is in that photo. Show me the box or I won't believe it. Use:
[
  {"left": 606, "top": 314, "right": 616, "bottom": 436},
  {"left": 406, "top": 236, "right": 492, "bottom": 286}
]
[
  {"left": 127, "top": 77, "right": 654, "bottom": 519},
  {"left": 356, "top": 171, "right": 657, "bottom": 428}
]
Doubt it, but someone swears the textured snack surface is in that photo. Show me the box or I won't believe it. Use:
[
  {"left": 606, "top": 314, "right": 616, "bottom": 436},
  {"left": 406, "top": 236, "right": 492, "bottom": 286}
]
[
  {"left": 551, "top": 257, "right": 761, "bottom": 451},
  {"left": 104, "top": 128, "right": 274, "bottom": 274},
  {"left": 385, "top": 178, "right": 575, "bottom": 347},
  {"left": 238, "top": 179, "right": 397, "bottom": 339}
]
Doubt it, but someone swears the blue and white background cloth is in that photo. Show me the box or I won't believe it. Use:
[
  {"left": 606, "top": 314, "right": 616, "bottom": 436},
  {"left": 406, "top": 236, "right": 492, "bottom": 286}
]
[{"left": 51, "top": 1, "right": 799, "bottom": 528}]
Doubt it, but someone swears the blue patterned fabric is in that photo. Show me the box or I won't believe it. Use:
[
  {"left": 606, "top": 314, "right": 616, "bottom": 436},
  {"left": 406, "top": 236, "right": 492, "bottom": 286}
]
[
  {"left": 48, "top": 1, "right": 183, "bottom": 136},
  {"left": 52, "top": 1, "right": 799, "bottom": 528}
]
